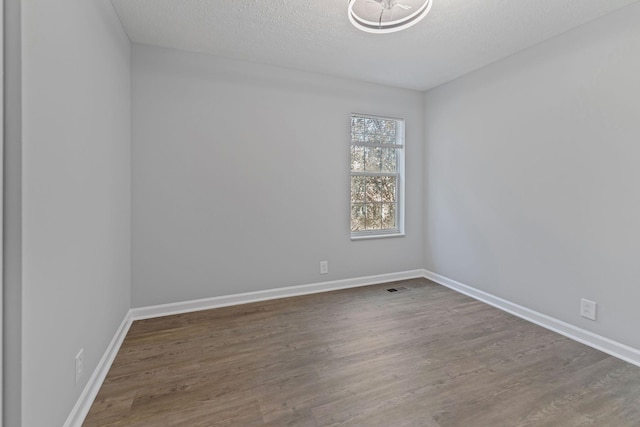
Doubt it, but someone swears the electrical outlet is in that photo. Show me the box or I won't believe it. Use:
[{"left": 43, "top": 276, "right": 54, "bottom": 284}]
[
  {"left": 75, "top": 349, "right": 84, "bottom": 385},
  {"left": 580, "top": 299, "right": 597, "bottom": 321},
  {"left": 320, "top": 261, "right": 328, "bottom": 275}
]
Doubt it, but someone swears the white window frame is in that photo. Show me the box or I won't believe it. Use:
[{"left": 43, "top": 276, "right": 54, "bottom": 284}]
[{"left": 350, "top": 113, "right": 405, "bottom": 240}]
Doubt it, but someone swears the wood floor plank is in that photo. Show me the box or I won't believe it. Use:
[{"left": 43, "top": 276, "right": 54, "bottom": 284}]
[{"left": 83, "top": 279, "right": 640, "bottom": 426}]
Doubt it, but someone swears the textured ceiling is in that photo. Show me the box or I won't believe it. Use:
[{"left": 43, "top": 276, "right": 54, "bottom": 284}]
[{"left": 111, "top": 0, "right": 640, "bottom": 91}]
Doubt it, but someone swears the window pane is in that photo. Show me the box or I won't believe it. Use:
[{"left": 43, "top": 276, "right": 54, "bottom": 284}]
[
  {"left": 380, "top": 176, "right": 396, "bottom": 202},
  {"left": 350, "top": 146, "right": 365, "bottom": 172},
  {"left": 365, "top": 117, "right": 378, "bottom": 143},
  {"left": 365, "top": 204, "right": 382, "bottom": 230},
  {"left": 364, "top": 147, "right": 382, "bottom": 172},
  {"left": 351, "top": 116, "right": 366, "bottom": 143},
  {"left": 381, "top": 203, "right": 397, "bottom": 229},
  {"left": 350, "top": 176, "right": 366, "bottom": 202},
  {"left": 379, "top": 119, "right": 397, "bottom": 144},
  {"left": 351, "top": 203, "right": 366, "bottom": 231},
  {"left": 381, "top": 147, "right": 397, "bottom": 173},
  {"left": 365, "top": 176, "right": 382, "bottom": 203}
]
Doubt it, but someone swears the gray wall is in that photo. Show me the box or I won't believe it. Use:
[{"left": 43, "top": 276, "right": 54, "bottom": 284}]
[
  {"left": 424, "top": 3, "right": 640, "bottom": 349},
  {"left": 19, "top": 1, "right": 131, "bottom": 426},
  {"left": 131, "top": 45, "right": 424, "bottom": 307}
]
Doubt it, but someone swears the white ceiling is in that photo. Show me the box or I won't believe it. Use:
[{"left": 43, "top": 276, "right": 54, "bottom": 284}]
[{"left": 110, "top": 0, "right": 640, "bottom": 91}]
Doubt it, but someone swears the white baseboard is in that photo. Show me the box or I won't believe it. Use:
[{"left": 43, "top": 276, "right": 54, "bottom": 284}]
[
  {"left": 130, "top": 269, "right": 425, "bottom": 321},
  {"left": 63, "top": 312, "right": 134, "bottom": 427},
  {"left": 422, "top": 269, "right": 640, "bottom": 368}
]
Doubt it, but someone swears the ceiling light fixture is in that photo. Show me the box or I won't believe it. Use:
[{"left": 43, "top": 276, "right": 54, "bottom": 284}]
[{"left": 348, "top": 0, "right": 433, "bottom": 34}]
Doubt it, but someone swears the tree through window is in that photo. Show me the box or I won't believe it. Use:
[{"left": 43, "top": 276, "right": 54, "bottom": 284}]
[{"left": 350, "top": 114, "right": 404, "bottom": 238}]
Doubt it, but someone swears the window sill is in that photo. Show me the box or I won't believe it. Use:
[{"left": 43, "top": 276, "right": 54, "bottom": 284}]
[{"left": 350, "top": 233, "right": 405, "bottom": 241}]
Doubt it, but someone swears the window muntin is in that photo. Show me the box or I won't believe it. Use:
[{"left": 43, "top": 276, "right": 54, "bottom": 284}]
[{"left": 350, "top": 114, "right": 404, "bottom": 238}]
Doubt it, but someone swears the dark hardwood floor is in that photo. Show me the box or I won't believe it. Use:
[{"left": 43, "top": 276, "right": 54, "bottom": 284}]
[{"left": 83, "top": 278, "right": 640, "bottom": 426}]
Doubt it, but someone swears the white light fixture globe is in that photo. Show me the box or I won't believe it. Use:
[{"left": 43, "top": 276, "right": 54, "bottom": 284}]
[{"left": 348, "top": 0, "right": 433, "bottom": 34}]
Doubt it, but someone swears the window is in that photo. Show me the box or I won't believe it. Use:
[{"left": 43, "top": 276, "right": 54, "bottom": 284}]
[{"left": 350, "top": 114, "right": 404, "bottom": 238}]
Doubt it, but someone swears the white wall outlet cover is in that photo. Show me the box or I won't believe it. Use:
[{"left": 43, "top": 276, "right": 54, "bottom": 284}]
[
  {"left": 580, "top": 299, "right": 597, "bottom": 321},
  {"left": 75, "top": 349, "right": 84, "bottom": 385},
  {"left": 320, "top": 261, "right": 328, "bottom": 275}
]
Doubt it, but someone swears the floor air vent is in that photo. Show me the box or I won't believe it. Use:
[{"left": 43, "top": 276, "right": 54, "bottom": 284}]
[{"left": 387, "top": 286, "right": 408, "bottom": 293}]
